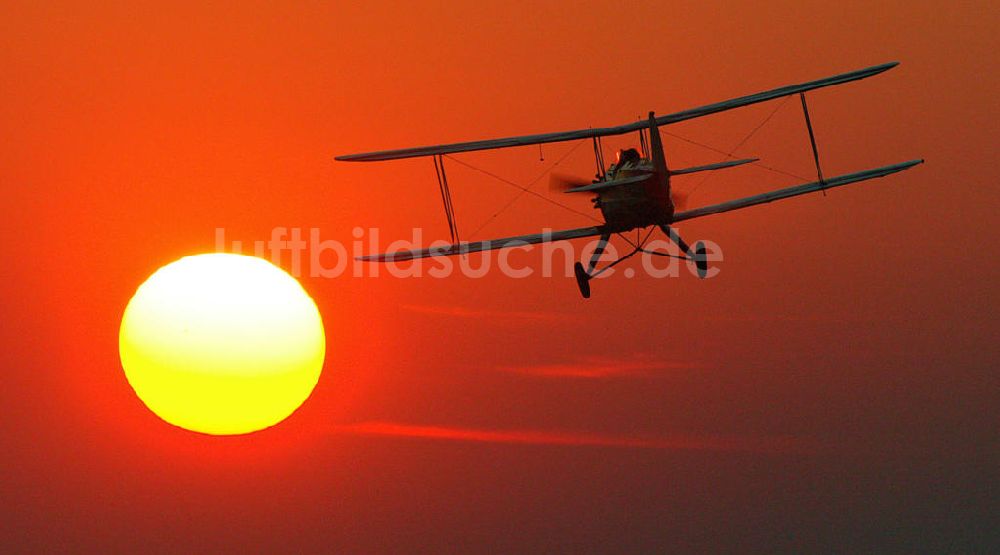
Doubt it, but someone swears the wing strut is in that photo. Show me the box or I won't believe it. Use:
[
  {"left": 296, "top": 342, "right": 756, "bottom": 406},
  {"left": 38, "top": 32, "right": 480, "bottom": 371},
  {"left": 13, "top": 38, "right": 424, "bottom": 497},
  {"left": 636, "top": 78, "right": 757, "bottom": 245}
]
[
  {"left": 799, "top": 93, "right": 826, "bottom": 194},
  {"left": 433, "top": 155, "right": 460, "bottom": 244},
  {"left": 638, "top": 125, "right": 649, "bottom": 159},
  {"left": 592, "top": 136, "right": 606, "bottom": 179}
]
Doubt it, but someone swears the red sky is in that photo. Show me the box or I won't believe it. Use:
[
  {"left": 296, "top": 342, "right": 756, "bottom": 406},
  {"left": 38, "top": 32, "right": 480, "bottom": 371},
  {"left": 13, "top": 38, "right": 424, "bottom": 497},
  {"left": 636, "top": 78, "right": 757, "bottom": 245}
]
[{"left": 2, "top": 1, "right": 997, "bottom": 552}]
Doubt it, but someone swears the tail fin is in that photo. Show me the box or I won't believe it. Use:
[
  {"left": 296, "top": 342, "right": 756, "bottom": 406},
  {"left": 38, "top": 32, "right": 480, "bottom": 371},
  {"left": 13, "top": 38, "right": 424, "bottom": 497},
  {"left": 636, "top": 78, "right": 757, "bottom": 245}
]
[
  {"left": 648, "top": 111, "right": 671, "bottom": 210},
  {"left": 648, "top": 111, "right": 668, "bottom": 178}
]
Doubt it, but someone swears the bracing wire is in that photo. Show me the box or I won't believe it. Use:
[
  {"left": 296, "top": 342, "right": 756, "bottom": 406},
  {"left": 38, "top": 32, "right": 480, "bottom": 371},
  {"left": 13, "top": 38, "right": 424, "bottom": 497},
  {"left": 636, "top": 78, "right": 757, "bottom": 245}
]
[
  {"left": 664, "top": 96, "right": 811, "bottom": 192},
  {"left": 685, "top": 95, "right": 796, "bottom": 198},
  {"left": 662, "top": 130, "right": 808, "bottom": 181},
  {"left": 434, "top": 98, "right": 813, "bottom": 245},
  {"left": 445, "top": 140, "right": 600, "bottom": 240}
]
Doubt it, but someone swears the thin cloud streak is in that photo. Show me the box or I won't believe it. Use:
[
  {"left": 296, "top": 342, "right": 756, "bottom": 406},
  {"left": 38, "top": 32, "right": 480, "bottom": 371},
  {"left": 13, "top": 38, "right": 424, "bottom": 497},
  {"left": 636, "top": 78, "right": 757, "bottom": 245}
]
[
  {"left": 496, "top": 356, "right": 701, "bottom": 378},
  {"left": 698, "top": 313, "right": 863, "bottom": 323},
  {"left": 332, "top": 421, "right": 818, "bottom": 454},
  {"left": 400, "top": 303, "right": 569, "bottom": 322}
]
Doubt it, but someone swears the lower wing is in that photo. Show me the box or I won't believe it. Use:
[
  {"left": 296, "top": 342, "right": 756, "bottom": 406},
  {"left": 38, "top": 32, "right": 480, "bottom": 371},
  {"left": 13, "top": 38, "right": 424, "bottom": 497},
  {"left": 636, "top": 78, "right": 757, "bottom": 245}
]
[
  {"left": 672, "top": 160, "right": 923, "bottom": 223},
  {"left": 359, "top": 160, "right": 923, "bottom": 262},
  {"left": 356, "top": 225, "right": 605, "bottom": 262}
]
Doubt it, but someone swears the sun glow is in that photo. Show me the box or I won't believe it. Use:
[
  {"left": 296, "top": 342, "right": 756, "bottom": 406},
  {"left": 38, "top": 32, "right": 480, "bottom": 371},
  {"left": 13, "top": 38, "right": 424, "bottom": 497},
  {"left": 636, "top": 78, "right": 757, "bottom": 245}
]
[{"left": 119, "top": 253, "right": 325, "bottom": 435}]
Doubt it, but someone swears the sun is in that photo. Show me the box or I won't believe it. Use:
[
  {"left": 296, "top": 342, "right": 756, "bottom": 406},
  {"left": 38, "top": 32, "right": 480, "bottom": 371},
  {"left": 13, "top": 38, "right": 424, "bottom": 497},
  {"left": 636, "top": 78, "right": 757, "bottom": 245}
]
[{"left": 119, "top": 253, "right": 325, "bottom": 435}]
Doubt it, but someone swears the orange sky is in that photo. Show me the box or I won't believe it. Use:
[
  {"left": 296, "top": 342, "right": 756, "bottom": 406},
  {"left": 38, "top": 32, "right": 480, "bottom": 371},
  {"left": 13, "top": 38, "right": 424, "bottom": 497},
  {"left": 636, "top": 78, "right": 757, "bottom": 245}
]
[{"left": 2, "top": 1, "right": 998, "bottom": 551}]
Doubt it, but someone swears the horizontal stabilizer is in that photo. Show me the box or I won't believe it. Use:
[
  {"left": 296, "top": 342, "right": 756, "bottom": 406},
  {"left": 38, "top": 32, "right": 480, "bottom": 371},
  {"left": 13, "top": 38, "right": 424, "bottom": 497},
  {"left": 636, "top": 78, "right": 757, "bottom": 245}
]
[
  {"left": 336, "top": 62, "right": 899, "bottom": 162},
  {"left": 358, "top": 226, "right": 605, "bottom": 262},
  {"left": 670, "top": 158, "right": 758, "bottom": 176},
  {"left": 672, "top": 159, "right": 924, "bottom": 223},
  {"left": 564, "top": 173, "right": 650, "bottom": 193}
]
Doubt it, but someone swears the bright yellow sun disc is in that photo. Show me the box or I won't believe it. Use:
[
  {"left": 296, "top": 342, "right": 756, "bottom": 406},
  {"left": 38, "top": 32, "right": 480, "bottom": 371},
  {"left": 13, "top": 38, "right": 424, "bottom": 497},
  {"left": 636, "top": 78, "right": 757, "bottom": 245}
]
[{"left": 119, "top": 253, "right": 325, "bottom": 435}]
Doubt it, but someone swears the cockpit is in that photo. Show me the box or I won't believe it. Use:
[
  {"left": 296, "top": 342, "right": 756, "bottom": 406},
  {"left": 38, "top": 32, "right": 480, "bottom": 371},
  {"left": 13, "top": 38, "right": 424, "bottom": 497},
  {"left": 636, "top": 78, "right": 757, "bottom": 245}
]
[{"left": 615, "top": 148, "right": 641, "bottom": 166}]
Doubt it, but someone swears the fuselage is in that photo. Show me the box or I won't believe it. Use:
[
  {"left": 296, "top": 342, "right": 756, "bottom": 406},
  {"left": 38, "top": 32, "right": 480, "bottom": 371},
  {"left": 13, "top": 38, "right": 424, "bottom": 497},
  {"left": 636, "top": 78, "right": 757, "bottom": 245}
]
[{"left": 594, "top": 157, "right": 674, "bottom": 232}]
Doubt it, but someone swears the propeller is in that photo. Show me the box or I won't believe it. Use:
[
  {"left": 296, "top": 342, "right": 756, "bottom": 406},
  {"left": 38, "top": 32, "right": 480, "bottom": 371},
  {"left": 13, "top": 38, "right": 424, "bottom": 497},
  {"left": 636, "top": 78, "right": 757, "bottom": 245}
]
[
  {"left": 549, "top": 172, "right": 592, "bottom": 193},
  {"left": 551, "top": 171, "right": 692, "bottom": 210}
]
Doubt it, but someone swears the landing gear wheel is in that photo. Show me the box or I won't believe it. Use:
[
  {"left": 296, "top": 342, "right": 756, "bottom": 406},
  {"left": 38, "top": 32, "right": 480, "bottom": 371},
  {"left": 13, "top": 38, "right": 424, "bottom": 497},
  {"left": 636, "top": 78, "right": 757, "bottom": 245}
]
[
  {"left": 574, "top": 262, "right": 592, "bottom": 299},
  {"left": 693, "top": 241, "right": 709, "bottom": 279}
]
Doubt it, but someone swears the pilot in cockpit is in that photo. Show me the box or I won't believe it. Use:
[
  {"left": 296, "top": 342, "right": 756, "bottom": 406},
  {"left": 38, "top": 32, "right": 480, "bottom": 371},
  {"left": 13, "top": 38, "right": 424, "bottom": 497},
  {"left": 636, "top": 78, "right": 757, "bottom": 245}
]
[{"left": 613, "top": 148, "right": 642, "bottom": 175}]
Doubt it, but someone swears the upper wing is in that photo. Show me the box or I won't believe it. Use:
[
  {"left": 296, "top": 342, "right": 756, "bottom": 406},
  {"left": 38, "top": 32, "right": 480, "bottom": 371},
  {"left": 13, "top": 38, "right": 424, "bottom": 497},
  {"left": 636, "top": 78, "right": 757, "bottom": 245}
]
[
  {"left": 336, "top": 62, "right": 898, "bottom": 162},
  {"left": 357, "top": 225, "right": 605, "bottom": 262},
  {"left": 672, "top": 159, "right": 924, "bottom": 223},
  {"left": 652, "top": 61, "right": 897, "bottom": 126}
]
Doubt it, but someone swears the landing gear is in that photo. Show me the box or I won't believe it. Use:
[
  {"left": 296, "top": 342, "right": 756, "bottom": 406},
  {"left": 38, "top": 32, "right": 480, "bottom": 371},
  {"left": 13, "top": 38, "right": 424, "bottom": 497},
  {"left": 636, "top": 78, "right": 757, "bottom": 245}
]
[
  {"left": 574, "top": 262, "right": 592, "bottom": 299},
  {"left": 660, "top": 225, "right": 709, "bottom": 279},
  {"left": 692, "top": 241, "right": 709, "bottom": 279},
  {"left": 574, "top": 232, "right": 609, "bottom": 299},
  {"left": 572, "top": 226, "right": 710, "bottom": 298}
]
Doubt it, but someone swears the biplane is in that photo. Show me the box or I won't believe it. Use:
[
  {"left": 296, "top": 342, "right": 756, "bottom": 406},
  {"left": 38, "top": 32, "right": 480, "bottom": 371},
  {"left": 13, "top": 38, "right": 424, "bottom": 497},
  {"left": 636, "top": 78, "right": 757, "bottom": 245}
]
[{"left": 336, "top": 61, "right": 922, "bottom": 298}]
